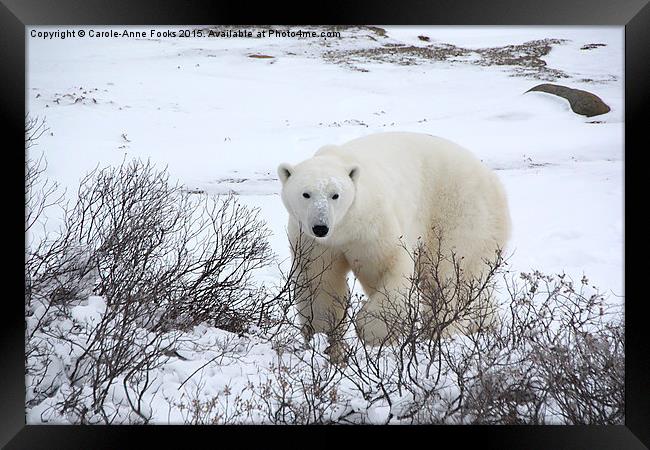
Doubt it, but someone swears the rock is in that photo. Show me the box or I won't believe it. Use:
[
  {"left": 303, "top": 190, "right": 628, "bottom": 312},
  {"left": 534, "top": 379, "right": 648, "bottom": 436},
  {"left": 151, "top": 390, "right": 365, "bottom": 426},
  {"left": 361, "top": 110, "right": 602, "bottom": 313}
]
[
  {"left": 580, "top": 43, "right": 606, "bottom": 50},
  {"left": 525, "top": 83, "right": 611, "bottom": 117},
  {"left": 248, "top": 54, "right": 274, "bottom": 59},
  {"left": 366, "top": 26, "right": 387, "bottom": 38}
]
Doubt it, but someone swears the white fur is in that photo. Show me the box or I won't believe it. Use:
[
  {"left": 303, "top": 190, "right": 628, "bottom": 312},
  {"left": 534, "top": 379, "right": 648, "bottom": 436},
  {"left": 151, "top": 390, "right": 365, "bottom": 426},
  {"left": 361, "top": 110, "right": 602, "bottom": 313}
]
[{"left": 278, "top": 132, "right": 511, "bottom": 347}]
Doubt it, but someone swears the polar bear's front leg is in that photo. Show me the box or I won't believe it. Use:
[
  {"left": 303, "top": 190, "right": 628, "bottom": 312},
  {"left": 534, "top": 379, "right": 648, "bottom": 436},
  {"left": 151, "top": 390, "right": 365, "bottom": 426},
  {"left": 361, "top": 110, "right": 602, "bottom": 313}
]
[
  {"left": 354, "top": 250, "right": 415, "bottom": 346},
  {"left": 291, "top": 238, "right": 351, "bottom": 355}
]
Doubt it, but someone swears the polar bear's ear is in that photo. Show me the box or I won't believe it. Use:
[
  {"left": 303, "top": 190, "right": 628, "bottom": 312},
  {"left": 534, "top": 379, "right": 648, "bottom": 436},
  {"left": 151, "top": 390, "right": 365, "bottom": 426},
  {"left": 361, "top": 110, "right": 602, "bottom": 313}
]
[
  {"left": 277, "top": 163, "right": 293, "bottom": 184},
  {"left": 348, "top": 165, "right": 360, "bottom": 183}
]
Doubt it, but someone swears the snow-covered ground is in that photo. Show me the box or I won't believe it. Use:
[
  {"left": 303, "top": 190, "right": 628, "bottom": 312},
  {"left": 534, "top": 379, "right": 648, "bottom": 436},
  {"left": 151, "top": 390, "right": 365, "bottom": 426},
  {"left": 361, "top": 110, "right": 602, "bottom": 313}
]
[{"left": 26, "top": 26, "right": 624, "bottom": 424}]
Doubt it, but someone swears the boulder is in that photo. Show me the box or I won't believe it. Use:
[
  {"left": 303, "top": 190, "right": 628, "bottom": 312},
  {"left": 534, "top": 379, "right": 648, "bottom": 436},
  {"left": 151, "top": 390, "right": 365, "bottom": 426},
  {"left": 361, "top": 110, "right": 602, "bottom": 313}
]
[{"left": 525, "top": 83, "right": 611, "bottom": 117}]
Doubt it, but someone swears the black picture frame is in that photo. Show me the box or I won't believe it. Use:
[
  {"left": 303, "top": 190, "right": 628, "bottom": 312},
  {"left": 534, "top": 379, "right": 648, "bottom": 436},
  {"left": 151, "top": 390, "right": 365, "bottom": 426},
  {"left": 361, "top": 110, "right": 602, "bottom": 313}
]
[{"left": 2, "top": 0, "right": 647, "bottom": 448}]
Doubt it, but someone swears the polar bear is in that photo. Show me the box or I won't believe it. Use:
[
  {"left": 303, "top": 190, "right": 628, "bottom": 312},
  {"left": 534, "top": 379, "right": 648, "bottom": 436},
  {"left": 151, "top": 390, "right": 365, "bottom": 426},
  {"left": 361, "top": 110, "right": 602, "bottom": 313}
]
[{"left": 277, "top": 132, "right": 510, "bottom": 351}]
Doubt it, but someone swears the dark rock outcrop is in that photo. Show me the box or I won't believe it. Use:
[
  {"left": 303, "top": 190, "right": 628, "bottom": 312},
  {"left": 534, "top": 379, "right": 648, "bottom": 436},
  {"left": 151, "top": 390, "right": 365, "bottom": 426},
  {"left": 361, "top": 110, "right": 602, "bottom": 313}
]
[{"left": 526, "top": 83, "right": 611, "bottom": 117}]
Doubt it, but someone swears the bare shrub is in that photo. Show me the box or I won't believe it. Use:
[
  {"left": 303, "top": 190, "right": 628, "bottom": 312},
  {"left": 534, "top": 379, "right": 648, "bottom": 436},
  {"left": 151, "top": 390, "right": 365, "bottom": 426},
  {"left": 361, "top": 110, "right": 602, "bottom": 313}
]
[
  {"left": 173, "top": 342, "right": 260, "bottom": 425},
  {"left": 25, "top": 152, "right": 274, "bottom": 423},
  {"left": 25, "top": 115, "right": 48, "bottom": 149},
  {"left": 238, "top": 232, "right": 624, "bottom": 425},
  {"left": 251, "top": 344, "right": 346, "bottom": 424},
  {"left": 345, "top": 252, "right": 623, "bottom": 424},
  {"left": 62, "top": 160, "right": 274, "bottom": 333}
]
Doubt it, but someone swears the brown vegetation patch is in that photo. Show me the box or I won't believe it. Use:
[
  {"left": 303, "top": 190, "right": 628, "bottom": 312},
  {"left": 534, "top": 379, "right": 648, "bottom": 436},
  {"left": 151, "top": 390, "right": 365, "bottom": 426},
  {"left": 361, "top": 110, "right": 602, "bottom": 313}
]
[{"left": 324, "top": 38, "right": 571, "bottom": 81}]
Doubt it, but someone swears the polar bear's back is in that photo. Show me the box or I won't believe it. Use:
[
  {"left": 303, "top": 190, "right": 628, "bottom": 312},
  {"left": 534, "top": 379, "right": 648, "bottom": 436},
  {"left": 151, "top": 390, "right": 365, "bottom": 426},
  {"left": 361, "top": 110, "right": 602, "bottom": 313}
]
[
  {"left": 317, "top": 131, "right": 511, "bottom": 266},
  {"left": 318, "top": 132, "right": 479, "bottom": 176},
  {"left": 317, "top": 132, "right": 498, "bottom": 202}
]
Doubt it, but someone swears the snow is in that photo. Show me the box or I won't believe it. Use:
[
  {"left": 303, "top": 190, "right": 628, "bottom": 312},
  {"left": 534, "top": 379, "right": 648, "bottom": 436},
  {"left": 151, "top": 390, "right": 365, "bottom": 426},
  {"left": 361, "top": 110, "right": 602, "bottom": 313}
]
[
  {"left": 69, "top": 296, "right": 106, "bottom": 324},
  {"left": 26, "top": 25, "right": 624, "bottom": 424}
]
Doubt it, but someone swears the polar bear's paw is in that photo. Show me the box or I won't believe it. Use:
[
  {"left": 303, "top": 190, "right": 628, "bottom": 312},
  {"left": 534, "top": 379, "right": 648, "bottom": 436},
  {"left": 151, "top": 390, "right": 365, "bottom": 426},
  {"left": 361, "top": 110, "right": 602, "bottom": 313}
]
[{"left": 325, "top": 340, "right": 350, "bottom": 367}]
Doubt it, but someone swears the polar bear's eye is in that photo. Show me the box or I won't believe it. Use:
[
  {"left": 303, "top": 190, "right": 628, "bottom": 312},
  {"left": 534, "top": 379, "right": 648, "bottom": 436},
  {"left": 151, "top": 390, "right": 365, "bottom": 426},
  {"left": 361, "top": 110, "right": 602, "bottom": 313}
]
[
  {"left": 332, "top": 194, "right": 339, "bottom": 200},
  {"left": 302, "top": 193, "right": 310, "bottom": 199}
]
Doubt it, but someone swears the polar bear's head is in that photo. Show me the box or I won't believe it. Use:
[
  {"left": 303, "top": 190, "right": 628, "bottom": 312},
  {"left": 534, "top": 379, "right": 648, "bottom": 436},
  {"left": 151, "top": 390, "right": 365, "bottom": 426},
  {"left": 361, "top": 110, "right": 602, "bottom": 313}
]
[{"left": 277, "top": 158, "right": 359, "bottom": 240}]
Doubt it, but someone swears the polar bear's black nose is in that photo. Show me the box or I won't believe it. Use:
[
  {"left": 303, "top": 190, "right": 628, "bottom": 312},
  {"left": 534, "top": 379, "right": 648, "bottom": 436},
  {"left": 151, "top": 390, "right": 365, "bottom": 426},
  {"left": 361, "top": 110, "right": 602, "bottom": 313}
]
[{"left": 312, "top": 225, "right": 329, "bottom": 237}]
